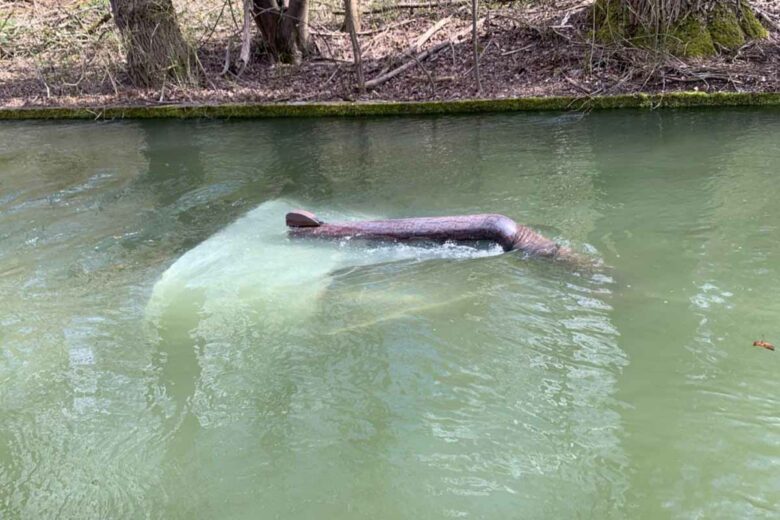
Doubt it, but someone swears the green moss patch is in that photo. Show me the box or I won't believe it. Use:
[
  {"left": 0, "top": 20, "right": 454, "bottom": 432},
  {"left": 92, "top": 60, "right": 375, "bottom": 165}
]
[
  {"left": 668, "top": 16, "right": 716, "bottom": 57},
  {"left": 709, "top": 4, "right": 746, "bottom": 50},
  {"left": 739, "top": 4, "right": 769, "bottom": 39},
  {"left": 592, "top": 0, "right": 769, "bottom": 57},
  {"left": 593, "top": 0, "right": 629, "bottom": 44}
]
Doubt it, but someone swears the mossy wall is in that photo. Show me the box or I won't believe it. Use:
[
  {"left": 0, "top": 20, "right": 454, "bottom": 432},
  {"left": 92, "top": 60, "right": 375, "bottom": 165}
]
[
  {"left": 593, "top": 0, "right": 770, "bottom": 57},
  {"left": 1, "top": 92, "right": 780, "bottom": 121}
]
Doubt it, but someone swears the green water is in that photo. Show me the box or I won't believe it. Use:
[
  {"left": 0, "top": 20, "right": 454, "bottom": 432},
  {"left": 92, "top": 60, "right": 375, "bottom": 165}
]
[{"left": 1, "top": 110, "right": 779, "bottom": 518}]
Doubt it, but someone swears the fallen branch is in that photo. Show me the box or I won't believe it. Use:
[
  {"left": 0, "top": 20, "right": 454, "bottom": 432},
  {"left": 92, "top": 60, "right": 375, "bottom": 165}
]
[
  {"left": 324, "top": 66, "right": 342, "bottom": 86},
  {"left": 463, "top": 37, "right": 493, "bottom": 77},
  {"left": 492, "top": 13, "right": 546, "bottom": 37},
  {"left": 411, "top": 51, "right": 436, "bottom": 95},
  {"left": 386, "top": 17, "right": 452, "bottom": 63},
  {"left": 754, "top": 7, "right": 780, "bottom": 32},
  {"left": 311, "top": 19, "right": 415, "bottom": 37},
  {"left": 366, "top": 18, "right": 484, "bottom": 89},
  {"left": 563, "top": 74, "right": 592, "bottom": 94},
  {"left": 500, "top": 43, "right": 534, "bottom": 56},
  {"left": 415, "top": 16, "right": 451, "bottom": 50},
  {"left": 336, "top": 0, "right": 468, "bottom": 15},
  {"left": 221, "top": 42, "right": 232, "bottom": 75},
  {"left": 311, "top": 57, "right": 354, "bottom": 64},
  {"left": 551, "top": 0, "right": 591, "bottom": 28},
  {"left": 198, "top": 0, "right": 229, "bottom": 48},
  {"left": 86, "top": 12, "right": 111, "bottom": 34}
]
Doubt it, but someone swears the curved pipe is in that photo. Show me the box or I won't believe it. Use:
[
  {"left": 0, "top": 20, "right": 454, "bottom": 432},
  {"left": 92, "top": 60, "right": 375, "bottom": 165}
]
[{"left": 286, "top": 210, "right": 565, "bottom": 258}]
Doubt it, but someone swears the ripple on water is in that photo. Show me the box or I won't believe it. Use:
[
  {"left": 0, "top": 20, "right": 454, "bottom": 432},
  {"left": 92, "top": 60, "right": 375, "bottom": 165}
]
[
  {"left": 140, "top": 199, "right": 628, "bottom": 517},
  {"left": 10, "top": 112, "right": 780, "bottom": 518}
]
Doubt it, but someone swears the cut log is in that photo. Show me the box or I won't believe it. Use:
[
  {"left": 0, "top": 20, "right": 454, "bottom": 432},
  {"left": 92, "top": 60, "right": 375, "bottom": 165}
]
[
  {"left": 286, "top": 210, "right": 564, "bottom": 258},
  {"left": 286, "top": 210, "right": 322, "bottom": 227}
]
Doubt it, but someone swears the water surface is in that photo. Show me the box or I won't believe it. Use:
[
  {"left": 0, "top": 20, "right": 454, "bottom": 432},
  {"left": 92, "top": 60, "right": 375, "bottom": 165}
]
[{"left": 1, "top": 110, "right": 779, "bottom": 518}]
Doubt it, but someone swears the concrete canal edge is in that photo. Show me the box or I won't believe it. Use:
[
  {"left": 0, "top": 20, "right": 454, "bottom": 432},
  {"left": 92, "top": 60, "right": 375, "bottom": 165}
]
[{"left": 1, "top": 91, "right": 779, "bottom": 120}]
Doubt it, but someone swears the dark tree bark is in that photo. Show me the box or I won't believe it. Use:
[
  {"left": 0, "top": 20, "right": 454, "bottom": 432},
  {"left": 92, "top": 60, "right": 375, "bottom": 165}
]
[
  {"left": 109, "top": 0, "right": 196, "bottom": 87},
  {"left": 253, "top": 0, "right": 310, "bottom": 62},
  {"left": 594, "top": 0, "right": 769, "bottom": 56}
]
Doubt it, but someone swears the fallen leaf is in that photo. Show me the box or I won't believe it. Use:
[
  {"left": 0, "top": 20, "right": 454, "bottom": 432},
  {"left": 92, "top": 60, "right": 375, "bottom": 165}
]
[{"left": 753, "top": 340, "right": 775, "bottom": 351}]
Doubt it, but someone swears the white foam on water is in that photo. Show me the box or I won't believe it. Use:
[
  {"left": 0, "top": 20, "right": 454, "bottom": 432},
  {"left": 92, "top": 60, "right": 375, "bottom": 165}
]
[{"left": 146, "top": 199, "right": 504, "bottom": 324}]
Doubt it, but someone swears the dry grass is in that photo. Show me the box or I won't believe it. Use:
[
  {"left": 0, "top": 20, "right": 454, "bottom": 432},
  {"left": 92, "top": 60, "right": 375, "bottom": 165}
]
[
  {"left": 1, "top": 0, "right": 124, "bottom": 97},
  {"left": 0, "top": 0, "right": 470, "bottom": 89}
]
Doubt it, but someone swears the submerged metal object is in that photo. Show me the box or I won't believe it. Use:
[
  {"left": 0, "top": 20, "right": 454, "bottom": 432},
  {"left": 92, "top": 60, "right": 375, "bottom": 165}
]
[{"left": 286, "top": 210, "right": 564, "bottom": 258}]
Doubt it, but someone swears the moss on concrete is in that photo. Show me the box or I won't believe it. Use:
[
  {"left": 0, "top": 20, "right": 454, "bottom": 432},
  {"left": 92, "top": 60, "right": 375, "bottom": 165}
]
[{"left": 1, "top": 92, "right": 779, "bottom": 121}]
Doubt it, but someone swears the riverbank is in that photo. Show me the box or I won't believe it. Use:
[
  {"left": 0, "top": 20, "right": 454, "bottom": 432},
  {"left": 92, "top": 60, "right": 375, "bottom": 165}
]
[
  {"left": 2, "top": 0, "right": 779, "bottom": 116},
  {"left": 1, "top": 91, "right": 780, "bottom": 120}
]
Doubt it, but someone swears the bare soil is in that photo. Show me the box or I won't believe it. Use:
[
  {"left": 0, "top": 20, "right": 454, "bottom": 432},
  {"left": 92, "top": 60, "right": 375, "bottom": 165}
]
[{"left": 1, "top": 0, "right": 779, "bottom": 109}]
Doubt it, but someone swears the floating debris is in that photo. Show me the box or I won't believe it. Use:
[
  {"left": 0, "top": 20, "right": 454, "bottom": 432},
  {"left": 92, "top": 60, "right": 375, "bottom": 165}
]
[{"left": 753, "top": 340, "right": 775, "bottom": 351}]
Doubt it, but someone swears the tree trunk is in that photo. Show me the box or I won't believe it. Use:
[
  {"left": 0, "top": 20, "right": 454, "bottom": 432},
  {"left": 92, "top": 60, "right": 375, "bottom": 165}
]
[
  {"left": 297, "top": 0, "right": 310, "bottom": 55},
  {"left": 471, "top": 0, "right": 481, "bottom": 93},
  {"left": 253, "top": 0, "right": 309, "bottom": 62},
  {"left": 341, "top": 0, "right": 361, "bottom": 33},
  {"left": 109, "top": 0, "right": 196, "bottom": 87},
  {"left": 343, "top": 0, "right": 364, "bottom": 92},
  {"left": 593, "top": 0, "right": 769, "bottom": 56}
]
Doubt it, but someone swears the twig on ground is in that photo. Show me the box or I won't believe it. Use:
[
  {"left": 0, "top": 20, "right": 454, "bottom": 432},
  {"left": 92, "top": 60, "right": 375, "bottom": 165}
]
[
  {"left": 35, "top": 66, "right": 52, "bottom": 98},
  {"left": 194, "top": 53, "right": 217, "bottom": 89},
  {"left": 402, "top": 31, "right": 437, "bottom": 95},
  {"left": 450, "top": 40, "right": 456, "bottom": 66},
  {"left": 335, "top": 1, "right": 469, "bottom": 15},
  {"left": 390, "top": 17, "right": 451, "bottom": 62},
  {"left": 311, "top": 57, "right": 354, "bottom": 64},
  {"left": 197, "top": 0, "right": 230, "bottom": 49},
  {"left": 551, "top": 0, "right": 591, "bottom": 28},
  {"left": 754, "top": 7, "right": 780, "bottom": 32},
  {"left": 221, "top": 41, "right": 233, "bottom": 75},
  {"left": 411, "top": 51, "right": 436, "bottom": 95},
  {"left": 415, "top": 16, "right": 451, "bottom": 50},
  {"left": 312, "top": 19, "right": 416, "bottom": 37},
  {"left": 366, "top": 19, "right": 485, "bottom": 89},
  {"left": 324, "top": 66, "right": 342, "bottom": 86},
  {"left": 563, "top": 74, "right": 591, "bottom": 94},
  {"left": 86, "top": 12, "right": 111, "bottom": 35},
  {"left": 226, "top": 0, "right": 243, "bottom": 32},
  {"left": 501, "top": 43, "right": 534, "bottom": 56},
  {"left": 463, "top": 37, "right": 493, "bottom": 77}
]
